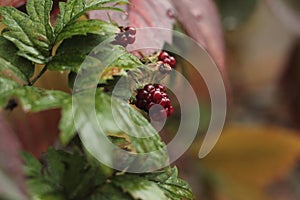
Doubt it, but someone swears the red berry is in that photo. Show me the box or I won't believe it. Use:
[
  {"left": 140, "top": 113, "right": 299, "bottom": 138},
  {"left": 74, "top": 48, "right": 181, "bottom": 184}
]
[
  {"left": 161, "top": 92, "right": 168, "bottom": 98},
  {"left": 159, "top": 97, "right": 169, "bottom": 107},
  {"left": 169, "top": 56, "right": 176, "bottom": 68},
  {"left": 137, "top": 89, "right": 148, "bottom": 99},
  {"left": 127, "top": 34, "right": 136, "bottom": 44},
  {"left": 125, "top": 27, "right": 136, "bottom": 35},
  {"left": 134, "top": 83, "right": 174, "bottom": 119},
  {"left": 167, "top": 106, "right": 174, "bottom": 116},
  {"left": 115, "top": 33, "right": 128, "bottom": 46},
  {"left": 144, "top": 84, "right": 155, "bottom": 93},
  {"left": 163, "top": 57, "right": 171, "bottom": 65},
  {"left": 165, "top": 98, "right": 171, "bottom": 107},
  {"left": 145, "top": 93, "right": 152, "bottom": 102},
  {"left": 135, "top": 99, "right": 147, "bottom": 109},
  {"left": 154, "top": 84, "right": 166, "bottom": 92},
  {"left": 152, "top": 91, "right": 163, "bottom": 103},
  {"left": 158, "top": 51, "right": 169, "bottom": 60}
]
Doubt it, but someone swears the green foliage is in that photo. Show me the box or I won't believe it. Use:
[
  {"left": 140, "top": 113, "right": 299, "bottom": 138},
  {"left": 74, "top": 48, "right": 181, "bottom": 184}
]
[
  {"left": 55, "top": 20, "right": 119, "bottom": 44},
  {"left": 0, "top": 36, "right": 34, "bottom": 84},
  {"left": 54, "top": 0, "right": 128, "bottom": 37},
  {"left": 0, "top": 0, "right": 53, "bottom": 63},
  {"left": 0, "top": 0, "right": 193, "bottom": 199},
  {"left": 0, "top": 83, "right": 70, "bottom": 112},
  {"left": 48, "top": 34, "right": 143, "bottom": 73},
  {"left": 22, "top": 148, "right": 193, "bottom": 200},
  {"left": 0, "top": 0, "right": 126, "bottom": 63}
]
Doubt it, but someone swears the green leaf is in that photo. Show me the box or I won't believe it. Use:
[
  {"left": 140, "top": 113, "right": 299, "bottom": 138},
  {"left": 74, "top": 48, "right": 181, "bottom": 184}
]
[
  {"left": 48, "top": 34, "right": 107, "bottom": 72},
  {"left": 0, "top": 36, "right": 34, "bottom": 83},
  {"left": 26, "top": 0, "right": 54, "bottom": 42},
  {"left": 59, "top": 102, "right": 76, "bottom": 145},
  {"left": 54, "top": 0, "right": 128, "bottom": 35},
  {"left": 110, "top": 167, "right": 193, "bottom": 200},
  {"left": 110, "top": 51, "right": 144, "bottom": 69},
  {"left": 90, "top": 184, "right": 133, "bottom": 200},
  {"left": 145, "top": 167, "right": 194, "bottom": 200},
  {"left": 49, "top": 34, "right": 143, "bottom": 72},
  {"left": 0, "top": 77, "right": 21, "bottom": 96},
  {"left": 0, "top": 85, "right": 70, "bottom": 112},
  {"left": 45, "top": 148, "right": 66, "bottom": 185},
  {"left": 55, "top": 19, "right": 119, "bottom": 44},
  {"left": 112, "top": 175, "right": 167, "bottom": 200},
  {"left": 21, "top": 152, "right": 42, "bottom": 177},
  {"left": 65, "top": 90, "right": 169, "bottom": 172},
  {"left": 0, "top": 0, "right": 54, "bottom": 64},
  {"left": 23, "top": 149, "right": 193, "bottom": 200},
  {"left": 23, "top": 148, "right": 113, "bottom": 200}
]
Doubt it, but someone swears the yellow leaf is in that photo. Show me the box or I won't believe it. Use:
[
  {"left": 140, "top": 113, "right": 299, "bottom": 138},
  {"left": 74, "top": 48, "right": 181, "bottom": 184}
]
[
  {"left": 0, "top": 23, "right": 6, "bottom": 32},
  {"left": 201, "top": 124, "right": 300, "bottom": 188},
  {"left": 217, "top": 178, "right": 271, "bottom": 200}
]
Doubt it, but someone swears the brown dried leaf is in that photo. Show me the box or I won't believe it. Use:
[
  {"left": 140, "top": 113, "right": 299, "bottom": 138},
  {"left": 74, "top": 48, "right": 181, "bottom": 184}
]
[{"left": 201, "top": 125, "right": 300, "bottom": 188}]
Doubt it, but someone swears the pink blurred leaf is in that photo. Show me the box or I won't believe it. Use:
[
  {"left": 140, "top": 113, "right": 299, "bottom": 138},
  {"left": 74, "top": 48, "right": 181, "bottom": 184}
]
[
  {"left": 0, "top": 0, "right": 26, "bottom": 7},
  {"left": 0, "top": 114, "right": 27, "bottom": 200},
  {"left": 264, "top": 0, "right": 300, "bottom": 36},
  {"left": 88, "top": 0, "right": 175, "bottom": 52},
  {"left": 172, "top": 0, "right": 226, "bottom": 74}
]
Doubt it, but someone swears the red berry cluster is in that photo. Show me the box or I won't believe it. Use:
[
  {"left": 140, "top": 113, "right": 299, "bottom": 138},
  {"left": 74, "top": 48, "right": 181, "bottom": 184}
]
[
  {"left": 135, "top": 84, "right": 174, "bottom": 120},
  {"left": 158, "top": 51, "right": 176, "bottom": 68},
  {"left": 114, "top": 26, "right": 136, "bottom": 47}
]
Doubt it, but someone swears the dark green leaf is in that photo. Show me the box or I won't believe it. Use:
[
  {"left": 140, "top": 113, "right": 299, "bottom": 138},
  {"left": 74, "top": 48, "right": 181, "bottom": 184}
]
[
  {"left": 15, "top": 87, "right": 70, "bottom": 112},
  {"left": 145, "top": 167, "right": 194, "bottom": 200},
  {"left": 26, "top": 0, "right": 54, "bottom": 42},
  {"left": 112, "top": 175, "right": 167, "bottom": 200},
  {"left": 90, "top": 184, "right": 133, "bottom": 200},
  {"left": 0, "top": 0, "right": 54, "bottom": 63},
  {"left": 54, "top": 0, "right": 128, "bottom": 35},
  {"left": 24, "top": 148, "right": 113, "bottom": 200},
  {"left": 72, "top": 91, "right": 168, "bottom": 171},
  {"left": 59, "top": 102, "right": 76, "bottom": 145},
  {"left": 0, "top": 77, "right": 21, "bottom": 95},
  {"left": 21, "top": 152, "right": 42, "bottom": 177},
  {"left": 45, "top": 148, "right": 66, "bottom": 185},
  {"left": 109, "top": 51, "right": 144, "bottom": 69},
  {"left": 0, "top": 85, "right": 70, "bottom": 111},
  {"left": 49, "top": 34, "right": 143, "bottom": 72},
  {"left": 55, "top": 19, "right": 119, "bottom": 43},
  {"left": 48, "top": 34, "right": 107, "bottom": 72},
  {"left": 0, "top": 36, "right": 34, "bottom": 83}
]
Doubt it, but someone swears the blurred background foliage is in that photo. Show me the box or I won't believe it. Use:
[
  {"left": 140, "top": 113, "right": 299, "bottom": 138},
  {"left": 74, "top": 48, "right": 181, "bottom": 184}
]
[{"left": 173, "top": 0, "right": 300, "bottom": 199}]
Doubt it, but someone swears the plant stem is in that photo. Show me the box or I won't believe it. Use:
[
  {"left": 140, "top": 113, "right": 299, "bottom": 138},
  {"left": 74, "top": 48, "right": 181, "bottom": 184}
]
[{"left": 28, "top": 65, "right": 48, "bottom": 86}]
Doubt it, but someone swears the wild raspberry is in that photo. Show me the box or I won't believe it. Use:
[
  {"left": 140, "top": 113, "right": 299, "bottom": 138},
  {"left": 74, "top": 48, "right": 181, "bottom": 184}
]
[
  {"left": 158, "top": 51, "right": 176, "bottom": 68},
  {"left": 154, "top": 83, "right": 166, "bottom": 92},
  {"left": 127, "top": 34, "right": 136, "bottom": 44},
  {"left": 158, "top": 51, "right": 169, "bottom": 60},
  {"left": 144, "top": 84, "right": 155, "bottom": 93},
  {"left": 134, "top": 83, "right": 174, "bottom": 120},
  {"left": 125, "top": 27, "right": 137, "bottom": 35},
  {"left": 152, "top": 91, "right": 163, "bottom": 103},
  {"left": 114, "top": 26, "right": 137, "bottom": 47}
]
